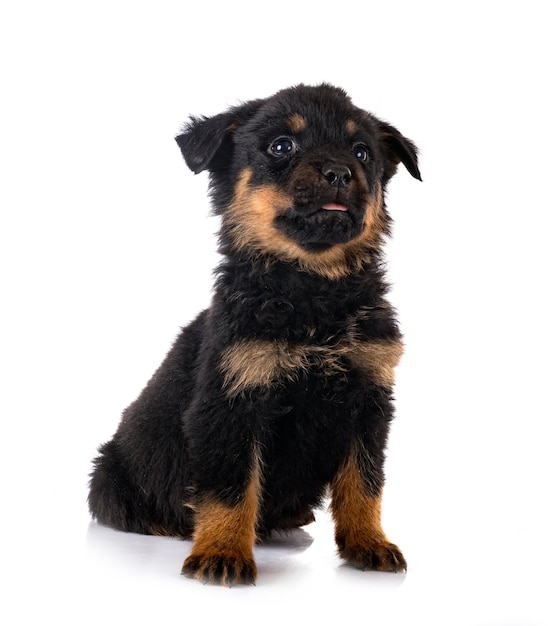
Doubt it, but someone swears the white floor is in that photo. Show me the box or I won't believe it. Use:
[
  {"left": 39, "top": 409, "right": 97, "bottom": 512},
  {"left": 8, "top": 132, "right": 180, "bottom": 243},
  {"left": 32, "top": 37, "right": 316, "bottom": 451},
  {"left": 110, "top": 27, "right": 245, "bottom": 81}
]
[
  {"left": 5, "top": 454, "right": 545, "bottom": 626},
  {"left": 82, "top": 504, "right": 547, "bottom": 626}
]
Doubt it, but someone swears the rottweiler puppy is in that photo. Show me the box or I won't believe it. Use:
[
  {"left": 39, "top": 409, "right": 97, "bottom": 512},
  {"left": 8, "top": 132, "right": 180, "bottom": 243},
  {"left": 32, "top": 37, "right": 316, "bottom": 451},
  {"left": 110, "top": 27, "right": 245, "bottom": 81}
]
[{"left": 88, "top": 83, "right": 421, "bottom": 586}]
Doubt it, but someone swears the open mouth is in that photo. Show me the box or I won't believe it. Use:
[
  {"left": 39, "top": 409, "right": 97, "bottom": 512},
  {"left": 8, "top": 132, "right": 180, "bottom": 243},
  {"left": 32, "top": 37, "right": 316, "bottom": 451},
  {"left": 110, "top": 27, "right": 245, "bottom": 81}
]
[{"left": 321, "top": 203, "right": 348, "bottom": 212}]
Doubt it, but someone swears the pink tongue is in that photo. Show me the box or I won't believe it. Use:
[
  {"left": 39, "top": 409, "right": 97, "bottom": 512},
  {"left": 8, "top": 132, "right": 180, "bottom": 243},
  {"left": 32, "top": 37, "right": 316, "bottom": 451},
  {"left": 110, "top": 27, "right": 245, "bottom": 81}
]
[{"left": 322, "top": 203, "right": 348, "bottom": 211}]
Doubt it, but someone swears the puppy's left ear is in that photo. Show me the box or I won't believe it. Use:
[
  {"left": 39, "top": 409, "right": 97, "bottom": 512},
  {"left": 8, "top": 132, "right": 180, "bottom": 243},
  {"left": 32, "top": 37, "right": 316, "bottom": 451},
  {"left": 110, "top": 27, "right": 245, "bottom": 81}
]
[
  {"left": 378, "top": 121, "right": 422, "bottom": 182},
  {"left": 175, "top": 99, "right": 265, "bottom": 174}
]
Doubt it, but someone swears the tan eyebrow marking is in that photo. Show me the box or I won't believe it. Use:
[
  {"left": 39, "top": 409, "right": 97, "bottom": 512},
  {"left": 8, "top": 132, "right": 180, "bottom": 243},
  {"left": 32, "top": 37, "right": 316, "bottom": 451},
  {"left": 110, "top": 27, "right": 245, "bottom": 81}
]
[
  {"left": 288, "top": 113, "right": 307, "bottom": 133},
  {"left": 345, "top": 119, "right": 359, "bottom": 136}
]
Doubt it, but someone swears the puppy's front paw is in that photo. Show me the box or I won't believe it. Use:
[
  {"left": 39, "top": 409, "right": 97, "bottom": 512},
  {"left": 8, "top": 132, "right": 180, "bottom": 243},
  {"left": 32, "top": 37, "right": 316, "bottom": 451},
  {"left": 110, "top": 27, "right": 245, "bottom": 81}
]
[
  {"left": 338, "top": 538, "right": 407, "bottom": 573},
  {"left": 181, "top": 551, "right": 257, "bottom": 586}
]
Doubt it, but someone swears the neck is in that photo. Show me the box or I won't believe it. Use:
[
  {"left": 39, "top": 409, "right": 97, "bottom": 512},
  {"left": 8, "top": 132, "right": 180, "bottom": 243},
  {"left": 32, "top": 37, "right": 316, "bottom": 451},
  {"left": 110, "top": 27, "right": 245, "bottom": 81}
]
[{"left": 212, "top": 250, "right": 389, "bottom": 343}]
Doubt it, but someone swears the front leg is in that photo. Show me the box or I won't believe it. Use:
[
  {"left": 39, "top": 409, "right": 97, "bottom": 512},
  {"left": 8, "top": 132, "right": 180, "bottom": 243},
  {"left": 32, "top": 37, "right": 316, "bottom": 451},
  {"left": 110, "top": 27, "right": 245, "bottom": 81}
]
[
  {"left": 182, "top": 457, "right": 261, "bottom": 586},
  {"left": 330, "top": 445, "right": 406, "bottom": 572},
  {"left": 180, "top": 378, "right": 263, "bottom": 586}
]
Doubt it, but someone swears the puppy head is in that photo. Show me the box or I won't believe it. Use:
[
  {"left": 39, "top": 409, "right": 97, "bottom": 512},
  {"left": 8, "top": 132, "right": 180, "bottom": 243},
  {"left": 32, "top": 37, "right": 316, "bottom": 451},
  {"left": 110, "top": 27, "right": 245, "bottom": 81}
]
[{"left": 176, "top": 84, "right": 421, "bottom": 278}]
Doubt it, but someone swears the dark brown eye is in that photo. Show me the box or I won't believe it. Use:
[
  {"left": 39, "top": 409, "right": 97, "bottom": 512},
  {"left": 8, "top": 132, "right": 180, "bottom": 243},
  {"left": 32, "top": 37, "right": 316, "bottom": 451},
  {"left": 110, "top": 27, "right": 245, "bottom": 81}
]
[
  {"left": 270, "top": 137, "right": 296, "bottom": 156},
  {"left": 353, "top": 143, "right": 368, "bottom": 162}
]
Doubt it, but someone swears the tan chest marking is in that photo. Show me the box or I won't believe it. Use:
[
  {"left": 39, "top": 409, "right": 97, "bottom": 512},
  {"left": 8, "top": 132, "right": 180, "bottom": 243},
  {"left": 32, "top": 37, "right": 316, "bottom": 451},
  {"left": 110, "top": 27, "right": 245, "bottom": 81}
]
[
  {"left": 220, "top": 337, "right": 403, "bottom": 396},
  {"left": 346, "top": 339, "right": 403, "bottom": 388}
]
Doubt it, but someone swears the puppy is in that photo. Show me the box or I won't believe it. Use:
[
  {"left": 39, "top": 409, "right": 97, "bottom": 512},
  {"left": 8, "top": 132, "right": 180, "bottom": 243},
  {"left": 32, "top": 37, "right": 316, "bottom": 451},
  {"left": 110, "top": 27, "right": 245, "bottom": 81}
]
[{"left": 88, "top": 83, "right": 421, "bottom": 586}]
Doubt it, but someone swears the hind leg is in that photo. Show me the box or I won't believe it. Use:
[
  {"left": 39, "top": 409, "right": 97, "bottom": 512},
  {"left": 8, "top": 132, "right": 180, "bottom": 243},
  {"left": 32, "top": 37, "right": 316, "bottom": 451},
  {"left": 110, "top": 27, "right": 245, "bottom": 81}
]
[
  {"left": 88, "top": 439, "right": 192, "bottom": 536},
  {"left": 88, "top": 439, "right": 149, "bottom": 534},
  {"left": 277, "top": 508, "right": 316, "bottom": 530},
  {"left": 88, "top": 315, "right": 206, "bottom": 536}
]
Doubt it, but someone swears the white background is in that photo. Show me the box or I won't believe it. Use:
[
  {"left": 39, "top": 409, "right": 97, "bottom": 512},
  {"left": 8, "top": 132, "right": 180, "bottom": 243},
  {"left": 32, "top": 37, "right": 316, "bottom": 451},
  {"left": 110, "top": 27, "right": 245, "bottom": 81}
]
[{"left": 1, "top": 1, "right": 547, "bottom": 624}]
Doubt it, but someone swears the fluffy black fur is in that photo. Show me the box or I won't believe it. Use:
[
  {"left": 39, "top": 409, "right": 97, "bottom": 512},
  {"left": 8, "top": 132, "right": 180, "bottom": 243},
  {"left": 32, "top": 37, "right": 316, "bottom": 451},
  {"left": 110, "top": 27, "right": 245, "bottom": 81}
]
[{"left": 88, "top": 83, "right": 421, "bottom": 585}]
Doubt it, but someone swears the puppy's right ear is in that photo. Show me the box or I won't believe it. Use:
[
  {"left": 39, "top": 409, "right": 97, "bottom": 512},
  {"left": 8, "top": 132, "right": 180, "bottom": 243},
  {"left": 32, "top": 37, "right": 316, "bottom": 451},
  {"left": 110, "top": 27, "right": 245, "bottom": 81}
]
[{"left": 175, "top": 99, "right": 265, "bottom": 174}]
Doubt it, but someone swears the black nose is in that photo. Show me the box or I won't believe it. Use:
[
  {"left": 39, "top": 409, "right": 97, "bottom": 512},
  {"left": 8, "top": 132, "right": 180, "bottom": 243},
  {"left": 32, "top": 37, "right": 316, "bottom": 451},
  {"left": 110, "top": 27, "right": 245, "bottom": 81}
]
[{"left": 321, "top": 163, "right": 352, "bottom": 187}]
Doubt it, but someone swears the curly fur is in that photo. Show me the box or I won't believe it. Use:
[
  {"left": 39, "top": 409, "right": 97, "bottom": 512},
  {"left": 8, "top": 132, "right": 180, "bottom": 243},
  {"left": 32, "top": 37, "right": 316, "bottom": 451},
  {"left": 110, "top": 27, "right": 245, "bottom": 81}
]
[{"left": 88, "top": 83, "right": 421, "bottom": 585}]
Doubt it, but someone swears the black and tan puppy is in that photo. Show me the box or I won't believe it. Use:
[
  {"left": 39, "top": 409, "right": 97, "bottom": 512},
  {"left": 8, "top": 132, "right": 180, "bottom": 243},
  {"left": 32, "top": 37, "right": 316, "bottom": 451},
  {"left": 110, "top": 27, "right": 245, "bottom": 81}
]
[{"left": 88, "top": 83, "right": 421, "bottom": 586}]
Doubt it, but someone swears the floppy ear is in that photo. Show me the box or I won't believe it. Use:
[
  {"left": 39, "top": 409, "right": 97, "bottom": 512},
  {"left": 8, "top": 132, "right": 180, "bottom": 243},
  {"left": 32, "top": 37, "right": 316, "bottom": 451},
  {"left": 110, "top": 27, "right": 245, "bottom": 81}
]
[
  {"left": 175, "top": 99, "right": 265, "bottom": 174},
  {"left": 378, "top": 121, "right": 422, "bottom": 182}
]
